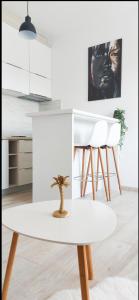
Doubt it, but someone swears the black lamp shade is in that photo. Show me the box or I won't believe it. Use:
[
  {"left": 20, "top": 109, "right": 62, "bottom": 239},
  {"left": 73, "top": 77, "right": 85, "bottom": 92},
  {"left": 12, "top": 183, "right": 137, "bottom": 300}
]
[{"left": 19, "top": 15, "right": 37, "bottom": 40}]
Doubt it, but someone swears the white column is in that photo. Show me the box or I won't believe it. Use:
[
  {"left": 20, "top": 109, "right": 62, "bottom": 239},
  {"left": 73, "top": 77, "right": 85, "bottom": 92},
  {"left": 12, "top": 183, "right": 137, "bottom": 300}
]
[{"left": 32, "top": 113, "right": 73, "bottom": 201}]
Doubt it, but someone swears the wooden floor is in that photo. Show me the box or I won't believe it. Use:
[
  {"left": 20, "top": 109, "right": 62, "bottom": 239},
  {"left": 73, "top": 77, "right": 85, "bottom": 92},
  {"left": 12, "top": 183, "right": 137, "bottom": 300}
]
[{"left": 2, "top": 190, "right": 138, "bottom": 300}]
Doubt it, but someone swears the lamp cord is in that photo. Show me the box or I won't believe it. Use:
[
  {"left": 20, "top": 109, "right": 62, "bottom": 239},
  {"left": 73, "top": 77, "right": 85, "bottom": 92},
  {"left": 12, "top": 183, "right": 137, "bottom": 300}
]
[
  {"left": 28, "top": 1, "right": 30, "bottom": 93},
  {"left": 27, "top": 1, "right": 29, "bottom": 16}
]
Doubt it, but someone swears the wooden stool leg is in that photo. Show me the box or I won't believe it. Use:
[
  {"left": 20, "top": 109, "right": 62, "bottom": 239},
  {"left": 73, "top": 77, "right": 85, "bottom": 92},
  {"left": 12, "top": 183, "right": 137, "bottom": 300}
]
[
  {"left": 81, "top": 148, "right": 85, "bottom": 197},
  {"left": 106, "top": 147, "right": 111, "bottom": 201},
  {"left": 112, "top": 147, "right": 122, "bottom": 194},
  {"left": 85, "top": 245, "right": 93, "bottom": 280},
  {"left": 83, "top": 151, "right": 91, "bottom": 197},
  {"left": 2, "top": 232, "right": 19, "bottom": 300},
  {"left": 96, "top": 149, "right": 100, "bottom": 192},
  {"left": 77, "top": 245, "right": 90, "bottom": 300},
  {"left": 98, "top": 148, "right": 109, "bottom": 201},
  {"left": 90, "top": 147, "right": 95, "bottom": 200}
]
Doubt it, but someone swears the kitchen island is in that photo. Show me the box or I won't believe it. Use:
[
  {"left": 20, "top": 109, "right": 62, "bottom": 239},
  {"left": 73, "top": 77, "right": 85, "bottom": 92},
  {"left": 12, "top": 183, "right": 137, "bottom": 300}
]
[{"left": 28, "top": 109, "right": 118, "bottom": 201}]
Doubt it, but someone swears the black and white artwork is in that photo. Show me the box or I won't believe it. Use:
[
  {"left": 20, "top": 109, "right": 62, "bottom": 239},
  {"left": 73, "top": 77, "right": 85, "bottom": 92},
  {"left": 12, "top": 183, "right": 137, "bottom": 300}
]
[{"left": 88, "top": 39, "right": 122, "bottom": 101}]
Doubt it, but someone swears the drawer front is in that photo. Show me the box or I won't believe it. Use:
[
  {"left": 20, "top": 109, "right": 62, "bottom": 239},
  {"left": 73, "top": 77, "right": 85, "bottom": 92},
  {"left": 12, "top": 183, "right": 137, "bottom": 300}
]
[
  {"left": 18, "top": 168, "right": 32, "bottom": 185},
  {"left": 17, "top": 140, "right": 32, "bottom": 153},
  {"left": 17, "top": 153, "right": 32, "bottom": 168}
]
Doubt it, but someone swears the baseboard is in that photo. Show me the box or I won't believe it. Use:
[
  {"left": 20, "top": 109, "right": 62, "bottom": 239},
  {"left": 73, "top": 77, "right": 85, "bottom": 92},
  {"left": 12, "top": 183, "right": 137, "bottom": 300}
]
[
  {"left": 2, "top": 183, "right": 32, "bottom": 196},
  {"left": 122, "top": 186, "right": 138, "bottom": 192}
]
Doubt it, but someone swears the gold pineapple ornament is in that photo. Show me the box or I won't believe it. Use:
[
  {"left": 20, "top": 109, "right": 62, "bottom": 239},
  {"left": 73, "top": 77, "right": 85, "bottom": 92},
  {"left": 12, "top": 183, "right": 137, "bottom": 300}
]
[{"left": 51, "top": 175, "right": 70, "bottom": 218}]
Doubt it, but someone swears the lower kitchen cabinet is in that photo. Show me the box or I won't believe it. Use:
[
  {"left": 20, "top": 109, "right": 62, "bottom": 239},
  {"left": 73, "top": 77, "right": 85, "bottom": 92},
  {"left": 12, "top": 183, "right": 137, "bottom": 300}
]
[
  {"left": 2, "top": 138, "right": 32, "bottom": 190},
  {"left": 17, "top": 153, "right": 32, "bottom": 169},
  {"left": 2, "top": 140, "right": 9, "bottom": 189},
  {"left": 17, "top": 168, "right": 32, "bottom": 186}
]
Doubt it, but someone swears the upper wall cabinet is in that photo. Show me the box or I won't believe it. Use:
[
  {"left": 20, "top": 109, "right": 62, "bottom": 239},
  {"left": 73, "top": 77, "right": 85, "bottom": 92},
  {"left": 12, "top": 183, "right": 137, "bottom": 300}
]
[
  {"left": 2, "top": 22, "right": 29, "bottom": 70},
  {"left": 30, "top": 73, "right": 51, "bottom": 98},
  {"left": 30, "top": 40, "right": 51, "bottom": 79},
  {"left": 2, "top": 22, "right": 52, "bottom": 100},
  {"left": 2, "top": 62, "right": 29, "bottom": 95}
]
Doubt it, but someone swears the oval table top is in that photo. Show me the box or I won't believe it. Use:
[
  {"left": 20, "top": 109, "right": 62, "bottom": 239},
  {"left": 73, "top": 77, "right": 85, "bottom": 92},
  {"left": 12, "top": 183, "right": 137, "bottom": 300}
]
[{"left": 2, "top": 199, "right": 117, "bottom": 246}]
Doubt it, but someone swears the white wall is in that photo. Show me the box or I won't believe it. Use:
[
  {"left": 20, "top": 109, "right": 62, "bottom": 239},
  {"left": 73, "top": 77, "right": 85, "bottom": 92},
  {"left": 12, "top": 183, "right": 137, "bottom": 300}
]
[
  {"left": 2, "top": 94, "right": 39, "bottom": 137},
  {"left": 52, "top": 2, "right": 138, "bottom": 188}
]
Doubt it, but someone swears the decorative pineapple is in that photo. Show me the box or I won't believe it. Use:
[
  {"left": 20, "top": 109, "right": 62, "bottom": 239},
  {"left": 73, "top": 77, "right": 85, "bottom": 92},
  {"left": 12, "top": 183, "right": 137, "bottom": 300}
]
[{"left": 51, "top": 175, "right": 70, "bottom": 218}]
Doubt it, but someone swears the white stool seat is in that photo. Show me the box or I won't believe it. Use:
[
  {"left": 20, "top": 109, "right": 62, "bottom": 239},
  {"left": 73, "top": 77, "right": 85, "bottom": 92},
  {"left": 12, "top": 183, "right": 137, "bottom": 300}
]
[
  {"left": 74, "top": 120, "right": 108, "bottom": 147},
  {"left": 74, "top": 120, "right": 109, "bottom": 200},
  {"left": 106, "top": 122, "right": 121, "bottom": 147},
  {"left": 89, "top": 120, "right": 108, "bottom": 148}
]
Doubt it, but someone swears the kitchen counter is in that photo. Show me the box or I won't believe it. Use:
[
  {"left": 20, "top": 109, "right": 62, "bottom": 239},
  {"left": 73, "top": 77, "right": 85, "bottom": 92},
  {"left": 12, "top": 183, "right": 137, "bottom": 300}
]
[
  {"left": 28, "top": 108, "right": 118, "bottom": 123},
  {"left": 29, "top": 109, "right": 118, "bottom": 201},
  {"left": 2, "top": 137, "right": 32, "bottom": 140}
]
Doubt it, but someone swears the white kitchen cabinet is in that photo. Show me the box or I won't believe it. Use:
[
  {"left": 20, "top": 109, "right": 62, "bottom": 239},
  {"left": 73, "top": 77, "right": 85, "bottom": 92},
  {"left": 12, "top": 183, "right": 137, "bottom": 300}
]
[
  {"left": 2, "top": 62, "right": 29, "bottom": 94},
  {"left": 30, "top": 40, "right": 51, "bottom": 79},
  {"left": 30, "top": 73, "right": 51, "bottom": 98},
  {"left": 2, "top": 140, "right": 9, "bottom": 189},
  {"left": 2, "top": 22, "right": 52, "bottom": 100},
  {"left": 2, "top": 22, "right": 29, "bottom": 70}
]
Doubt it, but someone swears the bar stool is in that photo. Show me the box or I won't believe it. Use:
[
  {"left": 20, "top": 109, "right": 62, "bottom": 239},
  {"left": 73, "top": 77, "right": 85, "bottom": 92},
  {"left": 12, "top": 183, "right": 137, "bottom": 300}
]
[
  {"left": 74, "top": 120, "right": 109, "bottom": 201},
  {"left": 96, "top": 122, "right": 122, "bottom": 200}
]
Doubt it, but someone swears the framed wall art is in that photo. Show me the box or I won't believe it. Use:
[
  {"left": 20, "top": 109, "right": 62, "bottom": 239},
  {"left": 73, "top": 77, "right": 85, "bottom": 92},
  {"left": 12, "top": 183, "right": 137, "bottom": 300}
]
[{"left": 88, "top": 39, "right": 122, "bottom": 101}]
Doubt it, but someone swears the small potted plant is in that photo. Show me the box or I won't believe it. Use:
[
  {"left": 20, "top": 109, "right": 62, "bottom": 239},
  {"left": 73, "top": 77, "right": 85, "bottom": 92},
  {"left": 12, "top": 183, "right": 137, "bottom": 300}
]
[{"left": 113, "top": 108, "right": 128, "bottom": 149}]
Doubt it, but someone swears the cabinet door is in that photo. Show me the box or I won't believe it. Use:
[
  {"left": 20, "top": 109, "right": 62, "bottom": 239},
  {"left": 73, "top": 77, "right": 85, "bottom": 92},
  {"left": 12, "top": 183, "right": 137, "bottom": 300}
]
[
  {"left": 2, "top": 22, "right": 29, "bottom": 70},
  {"left": 18, "top": 168, "right": 32, "bottom": 185},
  {"left": 17, "top": 140, "right": 32, "bottom": 153},
  {"left": 30, "top": 40, "right": 51, "bottom": 79},
  {"left": 2, "top": 62, "right": 29, "bottom": 94},
  {"left": 2, "top": 140, "right": 9, "bottom": 189},
  {"left": 30, "top": 73, "right": 51, "bottom": 98},
  {"left": 17, "top": 153, "right": 32, "bottom": 168}
]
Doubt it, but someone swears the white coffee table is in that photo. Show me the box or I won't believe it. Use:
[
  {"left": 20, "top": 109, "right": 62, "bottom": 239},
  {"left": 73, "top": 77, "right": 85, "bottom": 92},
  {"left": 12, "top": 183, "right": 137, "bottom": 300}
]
[{"left": 2, "top": 199, "right": 117, "bottom": 300}]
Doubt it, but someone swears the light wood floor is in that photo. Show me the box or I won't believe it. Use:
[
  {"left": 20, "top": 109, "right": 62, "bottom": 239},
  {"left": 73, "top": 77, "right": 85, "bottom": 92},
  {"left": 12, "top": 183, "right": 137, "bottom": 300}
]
[{"left": 2, "top": 190, "right": 138, "bottom": 300}]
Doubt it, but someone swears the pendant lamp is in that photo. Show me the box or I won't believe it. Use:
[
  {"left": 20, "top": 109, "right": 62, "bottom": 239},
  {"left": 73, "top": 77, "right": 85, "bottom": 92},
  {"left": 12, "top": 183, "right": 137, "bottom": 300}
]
[{"left": 19, "top": 1, "right": 37, "bottom": 40}]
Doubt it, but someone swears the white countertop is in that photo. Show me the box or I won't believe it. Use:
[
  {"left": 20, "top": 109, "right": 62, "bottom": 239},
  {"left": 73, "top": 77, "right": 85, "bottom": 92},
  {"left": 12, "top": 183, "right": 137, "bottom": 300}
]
[
  {"left": 2, "top": 137, "right": 32, "bottom": 140},
  {"left": 28, "top": 108, "right": 118, "bottom": 123}
]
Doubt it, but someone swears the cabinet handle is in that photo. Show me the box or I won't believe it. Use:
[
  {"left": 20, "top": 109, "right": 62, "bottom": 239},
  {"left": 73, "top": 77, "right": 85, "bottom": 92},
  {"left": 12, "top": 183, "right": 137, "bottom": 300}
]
[
  {"left": 31, "top": 72, "right": 48, "bottom": 79},
  {"left": 6, "top": 62, "right": 23, "bottom": 70}
]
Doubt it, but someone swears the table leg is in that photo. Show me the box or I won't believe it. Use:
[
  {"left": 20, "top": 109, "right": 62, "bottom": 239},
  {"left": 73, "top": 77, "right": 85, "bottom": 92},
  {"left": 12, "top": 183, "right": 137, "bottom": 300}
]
[
  {"left": 77, "top": 245, "right": 90, "bottom": 300},
  {"left": 2, "top": 232, "right": 19, "bottom": 300},
  {"left": 85, "top": 245, "right": 93, "bottom": 280}
]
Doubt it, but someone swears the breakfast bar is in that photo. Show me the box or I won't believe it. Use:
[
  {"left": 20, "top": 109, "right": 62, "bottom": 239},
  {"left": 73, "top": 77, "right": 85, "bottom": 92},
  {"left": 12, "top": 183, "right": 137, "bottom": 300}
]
[{"left": 29, "top": 109, "right": 119, "bottom": 202}]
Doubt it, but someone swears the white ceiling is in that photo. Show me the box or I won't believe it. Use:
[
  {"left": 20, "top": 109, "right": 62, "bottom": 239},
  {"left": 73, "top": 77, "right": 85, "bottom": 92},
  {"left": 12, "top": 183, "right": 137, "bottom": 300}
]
[{"left": 2, "top": 1, "right": 136, "bottom": 44}]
